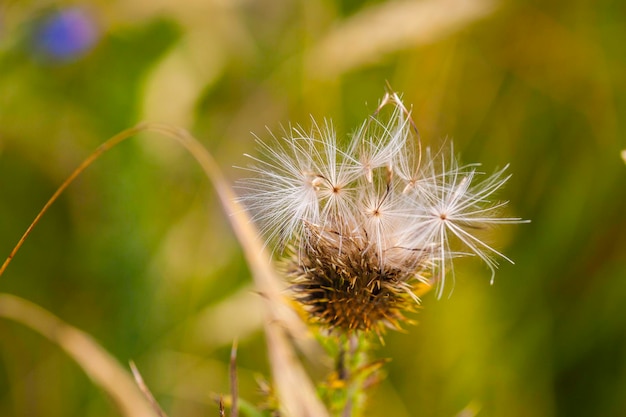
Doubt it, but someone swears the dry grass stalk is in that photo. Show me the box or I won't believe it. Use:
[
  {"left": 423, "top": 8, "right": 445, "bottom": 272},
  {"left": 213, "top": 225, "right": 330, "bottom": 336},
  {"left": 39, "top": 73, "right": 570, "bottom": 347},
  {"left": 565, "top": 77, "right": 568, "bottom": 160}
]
[
  {"left": 0, "top": 294, "right": 160, "bottom": 417},
  {"left": 130, "top": 361, "right": 170, "bottom": 417}
]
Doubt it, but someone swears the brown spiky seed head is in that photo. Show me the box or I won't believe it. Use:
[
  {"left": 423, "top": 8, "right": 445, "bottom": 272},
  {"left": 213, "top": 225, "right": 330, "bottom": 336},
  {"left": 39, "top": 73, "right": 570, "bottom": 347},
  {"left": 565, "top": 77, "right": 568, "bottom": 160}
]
[{"left": 288, "top": 223, "right": 425, "bottom": 335}]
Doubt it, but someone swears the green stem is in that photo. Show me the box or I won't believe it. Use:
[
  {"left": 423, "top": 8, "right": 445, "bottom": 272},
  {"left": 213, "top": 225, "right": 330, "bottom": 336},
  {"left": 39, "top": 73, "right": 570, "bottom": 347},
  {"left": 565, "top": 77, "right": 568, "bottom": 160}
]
[{"left": 324, "top": 332, "right": 378, "bottom": 417}]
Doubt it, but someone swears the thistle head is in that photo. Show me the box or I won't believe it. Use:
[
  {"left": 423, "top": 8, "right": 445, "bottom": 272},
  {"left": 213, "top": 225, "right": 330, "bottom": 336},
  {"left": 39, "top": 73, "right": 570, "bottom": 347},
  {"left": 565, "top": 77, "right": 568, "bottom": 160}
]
[{"left": 238, "top": 92, "right": 527, "bottom": 335}]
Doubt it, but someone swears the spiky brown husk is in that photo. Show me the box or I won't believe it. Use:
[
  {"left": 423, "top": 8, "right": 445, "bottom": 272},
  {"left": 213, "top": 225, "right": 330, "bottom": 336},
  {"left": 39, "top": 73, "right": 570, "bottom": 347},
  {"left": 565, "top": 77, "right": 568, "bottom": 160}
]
[{"left": 288, "top": 223, "right": 426, "bottom": 335}]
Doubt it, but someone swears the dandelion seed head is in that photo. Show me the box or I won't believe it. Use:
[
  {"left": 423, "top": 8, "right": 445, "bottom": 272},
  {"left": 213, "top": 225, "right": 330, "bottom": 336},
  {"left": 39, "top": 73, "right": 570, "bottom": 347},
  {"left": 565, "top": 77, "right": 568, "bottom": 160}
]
[{"left": 238, "top": 93, "right": 527, "bottom": 333}]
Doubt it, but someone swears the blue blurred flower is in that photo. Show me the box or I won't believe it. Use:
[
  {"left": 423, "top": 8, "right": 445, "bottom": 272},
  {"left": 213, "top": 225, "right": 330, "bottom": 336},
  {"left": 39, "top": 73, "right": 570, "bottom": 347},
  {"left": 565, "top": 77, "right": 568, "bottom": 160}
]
[{"left": 33, "top": 8, "right": 99, "bottom": 62}]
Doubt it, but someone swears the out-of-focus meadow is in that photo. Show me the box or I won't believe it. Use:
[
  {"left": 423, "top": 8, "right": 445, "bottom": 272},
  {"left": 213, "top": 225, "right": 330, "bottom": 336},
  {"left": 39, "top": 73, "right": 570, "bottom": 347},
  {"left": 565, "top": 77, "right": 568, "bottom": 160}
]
[{"left": 1, "top": 0, "right": 625, "bottom": 416}]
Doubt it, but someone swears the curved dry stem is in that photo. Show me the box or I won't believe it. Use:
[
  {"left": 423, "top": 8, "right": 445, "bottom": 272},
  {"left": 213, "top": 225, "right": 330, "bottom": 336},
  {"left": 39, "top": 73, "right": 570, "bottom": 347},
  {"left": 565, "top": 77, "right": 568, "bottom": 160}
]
[
  {"left": 140, "top": 123, "right": 329, "bottom": 417},
  {"left": 0, "top": 123, "right": 328, "bottom": 417},
  {"left": 0, "top": 293, "right": 160, "bottom": 417},
  {"left": 0, "top": 125, "right": 145, "bottom": 278}
]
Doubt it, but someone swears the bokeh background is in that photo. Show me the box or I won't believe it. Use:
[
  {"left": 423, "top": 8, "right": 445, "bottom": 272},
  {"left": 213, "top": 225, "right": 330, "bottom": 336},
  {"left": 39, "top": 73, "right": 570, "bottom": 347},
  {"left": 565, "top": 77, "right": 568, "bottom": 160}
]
[{"left": 1, "top": 0, "right": 625, "bottom": 416}]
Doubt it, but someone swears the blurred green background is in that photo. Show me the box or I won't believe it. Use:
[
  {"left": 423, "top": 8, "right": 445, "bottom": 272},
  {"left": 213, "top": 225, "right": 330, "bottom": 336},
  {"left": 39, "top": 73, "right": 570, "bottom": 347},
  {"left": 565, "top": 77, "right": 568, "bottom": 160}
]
[{"left": 1, "top": 0, "right": 625, "bottom": 416}]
